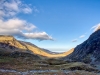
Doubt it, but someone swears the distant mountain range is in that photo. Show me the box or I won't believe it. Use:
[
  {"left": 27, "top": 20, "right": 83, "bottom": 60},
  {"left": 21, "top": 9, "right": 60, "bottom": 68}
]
[
  {"left": 41, "top": 48, "right": 59, "bottom": 54},
  {"left": 63, "top": 29, "right": 100, "bottom": 65}
]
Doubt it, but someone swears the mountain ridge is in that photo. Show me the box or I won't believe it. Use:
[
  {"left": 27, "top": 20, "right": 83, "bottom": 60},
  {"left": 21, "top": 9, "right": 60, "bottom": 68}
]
[
  {"left": 0, "top": 35, "right": 73, "bottom": 58},
  {"left": 63, "top": 29, "right": 100, "bottom": 65}
]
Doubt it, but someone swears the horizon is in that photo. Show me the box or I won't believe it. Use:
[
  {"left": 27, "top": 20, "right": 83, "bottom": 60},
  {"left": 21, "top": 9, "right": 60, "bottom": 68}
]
[{"left": 0, "top": 0, "right": 100, "bottom": 52}]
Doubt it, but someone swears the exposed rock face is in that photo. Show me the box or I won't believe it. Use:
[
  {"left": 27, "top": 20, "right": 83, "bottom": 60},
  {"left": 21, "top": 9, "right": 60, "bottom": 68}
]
[{"left": 64, "top": 29, "right": 100, "bottom": 64}]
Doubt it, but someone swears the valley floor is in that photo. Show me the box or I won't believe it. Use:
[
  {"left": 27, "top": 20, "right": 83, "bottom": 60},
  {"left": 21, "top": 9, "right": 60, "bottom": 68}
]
[{"left": 0, "top": 56, "right": 100, "bottom": 75}]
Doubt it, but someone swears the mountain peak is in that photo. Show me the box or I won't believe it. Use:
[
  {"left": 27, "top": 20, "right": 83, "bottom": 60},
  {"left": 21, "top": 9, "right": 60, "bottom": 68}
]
[{"left": 0, "top": 35, "right": 15, "bottom": 41}]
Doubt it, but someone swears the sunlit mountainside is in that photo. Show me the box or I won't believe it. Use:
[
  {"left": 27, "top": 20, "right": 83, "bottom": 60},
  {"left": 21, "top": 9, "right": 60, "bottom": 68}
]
[{"left": 0, "top": 35, "right": 74, "bottom": 58}]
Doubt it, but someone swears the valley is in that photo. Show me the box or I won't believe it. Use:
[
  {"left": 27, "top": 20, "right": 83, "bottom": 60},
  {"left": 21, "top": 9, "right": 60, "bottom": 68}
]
[
  {"left": 1, "top": 0, "right": 100, "bottom": 74},
  {"left": 0, "top": 29, "right": 100, "bottom": 75}
]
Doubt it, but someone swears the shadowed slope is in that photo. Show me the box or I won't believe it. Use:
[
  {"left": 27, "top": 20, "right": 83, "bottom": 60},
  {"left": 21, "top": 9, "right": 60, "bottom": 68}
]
[{"left": 63, "top": 29, "right": 100, "bottom": 65}]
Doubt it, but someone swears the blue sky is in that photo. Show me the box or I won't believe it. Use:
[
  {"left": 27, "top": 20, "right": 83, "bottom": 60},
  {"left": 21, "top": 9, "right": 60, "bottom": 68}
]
[{"left": 0, "top": 0, "right": 100, "bottom": 52}]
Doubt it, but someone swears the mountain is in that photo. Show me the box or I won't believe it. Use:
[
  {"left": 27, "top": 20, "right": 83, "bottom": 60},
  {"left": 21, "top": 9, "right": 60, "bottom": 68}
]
[
  {"left": 63, "top": 29, "right": 100, "bottom": 65},
  {"left": 0, "top": 35, "right": 72, "bottom": 58},
  {"left": 0, "top": 35, "right": 50, "bottom": 57},
  {"left": 20, "top": 41, "right": 58, "bottom": 54}
]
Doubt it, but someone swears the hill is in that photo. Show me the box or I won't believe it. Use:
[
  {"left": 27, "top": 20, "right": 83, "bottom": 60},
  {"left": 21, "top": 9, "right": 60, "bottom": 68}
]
[{"left": 0, "top": 35, "right": 72, "bottom": 58}]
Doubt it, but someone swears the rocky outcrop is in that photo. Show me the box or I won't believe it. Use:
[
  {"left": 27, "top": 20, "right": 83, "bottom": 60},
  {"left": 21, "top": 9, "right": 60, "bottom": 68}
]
[{"left": 64, "top": 29, "right": 100, "bottom": 65}]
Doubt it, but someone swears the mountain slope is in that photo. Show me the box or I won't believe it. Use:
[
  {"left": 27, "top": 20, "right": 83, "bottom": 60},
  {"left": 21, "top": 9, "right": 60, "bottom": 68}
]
[
  {"left": 0, "top": 35, "right": 72, "bottom": 58},
  {"left": 63, "top": 48, "right": 74, "bottom": 56},
  {"left": 0, "top": 35, "right": 51, "bottom": 57},
  {"left": 64, "top": 29, "right": 100, "bottom": 65}
]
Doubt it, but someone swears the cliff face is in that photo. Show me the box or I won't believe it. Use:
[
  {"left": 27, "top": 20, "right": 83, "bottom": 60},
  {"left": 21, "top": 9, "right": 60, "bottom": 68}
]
[{"left": 64, "top": 29, "right": 100, "bottom": 64}]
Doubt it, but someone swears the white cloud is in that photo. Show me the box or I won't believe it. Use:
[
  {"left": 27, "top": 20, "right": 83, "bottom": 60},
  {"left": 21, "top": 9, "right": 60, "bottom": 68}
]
[
  {"left": 0, "top": 18, "right": 36, "bottom": 30},
  {"left": 24, "top": 32, "right": 53, "bottom": 41},
  {"left": 33, "top": 6, "right": 39, "bottom": 13},
  {"left": 72, "top": 39, "right": 77, "bottom": 42},
  {"left": 22, "top": 7, "right": 32, "bottom": 14},
  {"left": 0, "top": 18, "right": 53, "bottom": 41},
  {"left": 72, "top": 34, "right": 85, "bottom": 42},
  {"left": 79, "top": 35, "right": 85, "bottom": 38},
  {"left": 4, "top": 0, "right": 19, "bottom": 12},
  {"left": 0, "top": 10, "right": 5, "bottom": 16},
  {"left": 0, "top": 0, "right": 53, "bottom": 41},
  {"left": 91, "top": 23, "right": 100, "bottom": 32},
  {"left": 0, "top": 0, "right": 33, "bottom": 18},
  {"left": 8, "top": 11, "right": 17, "bottom": 16}
]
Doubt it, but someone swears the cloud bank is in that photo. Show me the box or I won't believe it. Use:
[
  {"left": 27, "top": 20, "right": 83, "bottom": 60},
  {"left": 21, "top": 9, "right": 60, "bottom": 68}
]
[{"left": 0, "top": 0, "right": 53, "bottom": 41}]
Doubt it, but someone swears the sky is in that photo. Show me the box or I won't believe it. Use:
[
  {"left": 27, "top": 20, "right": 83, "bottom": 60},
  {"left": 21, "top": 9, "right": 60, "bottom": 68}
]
[{"left": 0, "top": 0, "right": 100, "bottom": 52}]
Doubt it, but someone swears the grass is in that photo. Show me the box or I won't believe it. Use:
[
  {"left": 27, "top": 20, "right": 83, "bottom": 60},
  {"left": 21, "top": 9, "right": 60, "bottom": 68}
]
[
  {"left": 0, "top": 56, "right": 14, "bottom": 63},
  {"left": 0, "top": 55, "right": 99, "bottom": 75}
]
